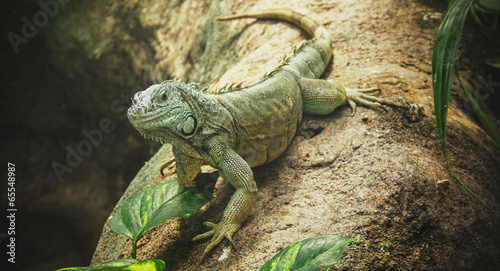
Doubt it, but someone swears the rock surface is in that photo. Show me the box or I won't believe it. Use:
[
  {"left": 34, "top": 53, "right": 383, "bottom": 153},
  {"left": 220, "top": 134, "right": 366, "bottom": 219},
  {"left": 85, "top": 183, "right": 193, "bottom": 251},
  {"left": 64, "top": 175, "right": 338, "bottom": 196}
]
[{"left": 90, "top": 0, "right": 500, "bottom": 270}]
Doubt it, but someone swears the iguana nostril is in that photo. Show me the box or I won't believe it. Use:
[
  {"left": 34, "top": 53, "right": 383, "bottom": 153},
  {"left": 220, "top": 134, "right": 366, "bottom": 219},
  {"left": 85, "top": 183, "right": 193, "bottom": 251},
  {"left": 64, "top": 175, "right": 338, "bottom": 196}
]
[{"left": 127, "top": 106, "right": 145, "bottom": 118}]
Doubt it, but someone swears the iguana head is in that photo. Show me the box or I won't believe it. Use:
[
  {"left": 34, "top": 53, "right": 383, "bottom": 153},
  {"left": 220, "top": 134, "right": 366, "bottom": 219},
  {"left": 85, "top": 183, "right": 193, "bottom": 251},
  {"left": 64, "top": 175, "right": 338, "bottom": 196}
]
[{"left": 127, "top": 80, "right": 199, "bottom": 143}]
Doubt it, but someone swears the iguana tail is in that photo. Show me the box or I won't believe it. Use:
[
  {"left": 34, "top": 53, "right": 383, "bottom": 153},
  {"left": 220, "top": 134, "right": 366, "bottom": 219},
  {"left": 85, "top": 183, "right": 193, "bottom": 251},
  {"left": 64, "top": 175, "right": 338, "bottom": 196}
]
[{"left": 217, "top": 9, "right": 332, "bottom": 79}]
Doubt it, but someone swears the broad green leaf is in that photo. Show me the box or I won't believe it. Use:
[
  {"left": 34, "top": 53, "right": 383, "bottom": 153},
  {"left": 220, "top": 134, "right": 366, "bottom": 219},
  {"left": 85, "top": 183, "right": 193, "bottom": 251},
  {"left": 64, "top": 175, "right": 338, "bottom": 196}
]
[
  {"left": 114, "top": 259, "right": 165, "bottom": 271},
  {"left": 56, "top": 258, "right": 165, "bottom": 271},
  {"left": 260, "top": 235, "right": 359, "bottom": 271},
  {"left": 56, "top": 258, "right": 140, "bottom": 270},
  {"left": 110, "top": 172, "right": 218, "bottom": 257},
  {"left": 432, "top": 0, "right": 474, "bottom": 158}
]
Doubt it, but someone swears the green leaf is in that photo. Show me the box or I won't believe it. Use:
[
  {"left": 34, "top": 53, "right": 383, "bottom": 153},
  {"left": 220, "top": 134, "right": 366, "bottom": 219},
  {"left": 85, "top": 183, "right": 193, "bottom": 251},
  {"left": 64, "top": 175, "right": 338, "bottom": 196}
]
[
  {"left": 433, "top": 1, "right": 493, "bottom": 210},
  {"left": 110, "top": 172, "right": 218, "bottom": 257},
  {"left": 56, "top": 258, "right": 139, "bottom": 270},
  {"left": 56, "top": 258, "right": 166, "bottom": 271},
  {"left": 456, "top": 70, "right": 500, "bottom": 148},
  {"left": 477, "top": 0, "right": 500, "bottom": 13},
  {"left": 432, "top": 0, "right": 474, "bottom": 159},
  {"left": 116, "top": 259, "right": 166, "bottom": 271},
  {"left": 485, "top": 55, "right": 500, "bottom": 68},
  {"left": 260, "top": 235, "right": 359, "bottom": 271}
]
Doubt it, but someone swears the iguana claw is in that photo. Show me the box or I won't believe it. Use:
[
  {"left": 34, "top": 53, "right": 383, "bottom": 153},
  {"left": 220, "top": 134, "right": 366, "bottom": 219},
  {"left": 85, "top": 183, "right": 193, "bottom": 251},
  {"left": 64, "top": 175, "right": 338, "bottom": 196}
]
[
  {"left": 193, "top": 220, "right": 240, "bottom": 262},
  {"left": 346, "top": 87, "right": 423, "bottom": 121},
  {"left": 346, "top": 87, "right": 403, "bottom": 115}
]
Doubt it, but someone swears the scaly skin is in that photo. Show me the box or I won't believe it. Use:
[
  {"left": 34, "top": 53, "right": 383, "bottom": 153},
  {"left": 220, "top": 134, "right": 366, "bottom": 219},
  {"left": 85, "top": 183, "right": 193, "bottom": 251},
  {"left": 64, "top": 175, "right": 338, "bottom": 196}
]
[{"left": 127, "top": 9, "right": 421, "bottom": 260}]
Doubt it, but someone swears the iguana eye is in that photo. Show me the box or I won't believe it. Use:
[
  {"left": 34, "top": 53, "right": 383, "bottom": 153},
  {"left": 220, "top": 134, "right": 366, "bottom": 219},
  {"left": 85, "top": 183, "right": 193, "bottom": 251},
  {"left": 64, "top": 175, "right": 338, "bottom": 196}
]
[{"left": 160, "top": 92, "right": 167, "bottom": 101}]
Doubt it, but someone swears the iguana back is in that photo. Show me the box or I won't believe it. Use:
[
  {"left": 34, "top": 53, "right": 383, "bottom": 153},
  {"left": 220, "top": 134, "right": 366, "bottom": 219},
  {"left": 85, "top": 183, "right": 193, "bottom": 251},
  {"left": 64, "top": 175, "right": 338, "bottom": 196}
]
[{"left": 207, "top": 9, "right": 337, "bottom": 167}]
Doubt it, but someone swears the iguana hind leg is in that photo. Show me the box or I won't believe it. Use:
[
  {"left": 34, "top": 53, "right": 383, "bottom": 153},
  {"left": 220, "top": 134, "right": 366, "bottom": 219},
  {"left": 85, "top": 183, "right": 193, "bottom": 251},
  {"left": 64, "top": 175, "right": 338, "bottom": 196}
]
[
  {"left": 300, "top": 77, "right": 421, "bottom": 118},
  {"left": 300, "top": 78, "right": 347, "bottom": 115}
]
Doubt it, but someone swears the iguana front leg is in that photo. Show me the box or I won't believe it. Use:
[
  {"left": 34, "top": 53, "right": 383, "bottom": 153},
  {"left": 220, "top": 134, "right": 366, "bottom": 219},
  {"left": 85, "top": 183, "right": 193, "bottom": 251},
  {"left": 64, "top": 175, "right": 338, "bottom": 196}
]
[{"left": 193, "top": 138, "right": 258, "bottom": 258}]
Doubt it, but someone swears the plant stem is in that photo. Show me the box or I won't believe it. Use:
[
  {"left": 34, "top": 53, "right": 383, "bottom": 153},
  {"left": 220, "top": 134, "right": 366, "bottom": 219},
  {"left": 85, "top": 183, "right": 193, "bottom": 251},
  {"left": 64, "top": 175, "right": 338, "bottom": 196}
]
[{"left": 132, "top": 241, "right": 137, "bottom": 259}]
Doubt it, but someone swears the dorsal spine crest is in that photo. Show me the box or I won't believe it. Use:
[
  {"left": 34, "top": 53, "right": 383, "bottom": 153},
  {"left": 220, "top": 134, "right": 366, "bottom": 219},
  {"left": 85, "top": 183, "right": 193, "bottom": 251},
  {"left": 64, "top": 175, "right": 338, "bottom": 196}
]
[{"left": 205, "top": 39, "right": 311, "bottom": 95}]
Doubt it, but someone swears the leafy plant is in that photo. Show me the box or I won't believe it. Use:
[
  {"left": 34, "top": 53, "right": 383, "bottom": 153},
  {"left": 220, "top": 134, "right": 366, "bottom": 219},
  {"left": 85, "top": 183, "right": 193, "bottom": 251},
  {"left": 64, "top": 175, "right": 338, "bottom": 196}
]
[
  {"left": 432, "top": 0, "right": 500, "bottom": 209},
  {"left": 56, "top": 258, "right": 165, "bottom": 271},
  {"left": 109, "top": 172, "right": 218, "bottom": 258},
  {"left": 260, "top": 235, "right": 359, "bottom": 271},
  {"left": 433, "top": 0, "right": 473, "bottom": 148}
]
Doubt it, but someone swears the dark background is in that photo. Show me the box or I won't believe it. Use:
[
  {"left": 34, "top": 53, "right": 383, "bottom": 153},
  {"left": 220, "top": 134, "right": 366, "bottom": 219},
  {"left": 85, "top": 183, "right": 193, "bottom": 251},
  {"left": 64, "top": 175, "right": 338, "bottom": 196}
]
[{"left": 1, "top": 1, "right": 159, "bottom": 270}]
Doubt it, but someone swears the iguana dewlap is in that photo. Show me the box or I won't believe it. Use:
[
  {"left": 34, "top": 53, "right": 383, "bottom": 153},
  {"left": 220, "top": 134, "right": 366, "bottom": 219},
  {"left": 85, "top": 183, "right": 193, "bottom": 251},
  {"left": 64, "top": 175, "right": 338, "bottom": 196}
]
[{"left": 127, "top": 9, "right": 420, "bottom": 260}]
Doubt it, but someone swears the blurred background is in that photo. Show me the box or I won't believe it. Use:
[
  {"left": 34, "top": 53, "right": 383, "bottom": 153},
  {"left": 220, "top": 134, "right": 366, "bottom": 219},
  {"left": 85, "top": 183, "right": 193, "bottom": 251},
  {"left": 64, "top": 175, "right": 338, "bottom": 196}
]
[{"left": 1, "top": 1, "right": 161, "bottom": 270}]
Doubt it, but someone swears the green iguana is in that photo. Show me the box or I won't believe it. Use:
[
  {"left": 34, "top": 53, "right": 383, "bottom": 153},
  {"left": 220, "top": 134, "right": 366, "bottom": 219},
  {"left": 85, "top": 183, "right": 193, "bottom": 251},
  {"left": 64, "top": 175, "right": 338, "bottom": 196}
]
[{"left": 127, "top": 9, "right": 421, "bottom": 259}]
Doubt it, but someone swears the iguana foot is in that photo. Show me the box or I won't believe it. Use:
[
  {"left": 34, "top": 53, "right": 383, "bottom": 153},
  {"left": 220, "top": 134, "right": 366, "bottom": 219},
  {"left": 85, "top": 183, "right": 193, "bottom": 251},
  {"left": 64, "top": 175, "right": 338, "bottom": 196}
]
[
  {"left": 346, "top": 87, "right": 423, "bottom": 121},
  {"left": 193, "top": 220, "right": 240, "bottom": 261},
  {"left": 346, "top": 87, "right": 402, "bottom": 115}
]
